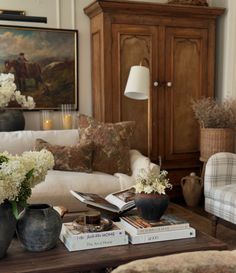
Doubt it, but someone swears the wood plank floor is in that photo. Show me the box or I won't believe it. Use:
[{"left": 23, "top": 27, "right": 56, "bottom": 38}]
[{"left": 172, "top": 202, "right": 236, "bottom": 250}]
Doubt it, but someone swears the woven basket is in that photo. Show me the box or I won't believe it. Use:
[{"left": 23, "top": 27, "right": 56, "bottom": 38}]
[{"left": 200, "top": 128, "right": 235, "bottom": 162}]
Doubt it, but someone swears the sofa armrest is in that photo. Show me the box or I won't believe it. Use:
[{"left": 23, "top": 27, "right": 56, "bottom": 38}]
[
  {"left": 204, "top": 152, "right": 236, "bottom": 195},
  {"left": 129, "top": 149, "right": 160, "bottom": 178},
  {"left": 115, "top": 150, "right": 160, "bottom": 190}
]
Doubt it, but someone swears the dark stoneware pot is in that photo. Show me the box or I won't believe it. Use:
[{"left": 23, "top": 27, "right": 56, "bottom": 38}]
[
  {"left": 0, "top": 110, "right": 25, "bottom": 131},
  {"left": 16, "top": 204, "right": 62, "bottom": 252},
  {"left": 0, "top": 202, "right": 17, "bottom": 259},
  {"left": 135, "top": 193, "right": 169, "bottom": 221}
]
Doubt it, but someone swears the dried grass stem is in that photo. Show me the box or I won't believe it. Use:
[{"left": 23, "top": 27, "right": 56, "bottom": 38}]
[{"left": 192, "top": 98, "right": 236, "bottom": 129}]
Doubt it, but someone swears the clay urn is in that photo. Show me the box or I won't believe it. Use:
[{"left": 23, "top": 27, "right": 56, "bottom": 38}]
[{"left": 180, "top": 172, "right": 203, "bottom": 207}]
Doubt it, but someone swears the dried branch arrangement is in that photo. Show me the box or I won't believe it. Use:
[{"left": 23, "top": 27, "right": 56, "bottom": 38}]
[{"left": 191, "top": 97, "right": 236, "bottom": 129}]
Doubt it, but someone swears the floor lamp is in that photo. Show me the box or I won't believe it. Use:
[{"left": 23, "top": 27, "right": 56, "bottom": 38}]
[
  {"left": 124, "top": 64, "right": 163, "bottom": 167},
  {"left": 124, "top": 63, "right": 153, "bottom": 156},
  {"left": 124, "top": 65, "right": 150, "bottom": 100}
]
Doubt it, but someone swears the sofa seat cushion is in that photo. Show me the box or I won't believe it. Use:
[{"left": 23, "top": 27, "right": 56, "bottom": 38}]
[
  {"left": 0, "top": 130, "right": 79, "bottom": 155},
  {"left": 78, "top": 114, "right": 135, "bottom": 175},
  {"left": 205, "top": 184, "right": 236, "bottom": 208},
  {"left": 29, "top": 170, "right": 122, "bottom": 212},
  {"left": 35, "top": 138, "right": 94, "bottom": 173}
]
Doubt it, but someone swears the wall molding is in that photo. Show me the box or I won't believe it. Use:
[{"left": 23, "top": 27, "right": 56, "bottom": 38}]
[
  {"left": 56, "top": 0, "right": 61, "bottom": 28},
  {"left": 71, "top": 0, "right": 76, "bottom": 29},
  {"left": 229, "top": 1, "right": 236, "bottom": 97},
  {"left": 222, "top": 0, "right": 236, "bottom": 99}
]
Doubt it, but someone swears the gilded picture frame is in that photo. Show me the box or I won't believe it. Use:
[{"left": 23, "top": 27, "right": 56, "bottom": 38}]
[{"left": 0, "top": 25, "right": 78, "bottom": 110}]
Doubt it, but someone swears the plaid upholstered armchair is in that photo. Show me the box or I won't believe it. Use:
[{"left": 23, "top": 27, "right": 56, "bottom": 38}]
[{"left": 204, "top": 152, "right": 236, "bottom": 237}]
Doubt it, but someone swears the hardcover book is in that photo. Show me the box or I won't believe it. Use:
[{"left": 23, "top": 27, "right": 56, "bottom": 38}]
[
  {"left": 120, "top": 214, "right": 190, "bottom": 235},
  {"left": 116, "top": 222, "right": 196, "bottom": 245},
  {"left": 60, "top": 222, "right": 128, "bottom": 251},
  {"left": 70, "top": 188, "right": 135, "bottom": 213}
]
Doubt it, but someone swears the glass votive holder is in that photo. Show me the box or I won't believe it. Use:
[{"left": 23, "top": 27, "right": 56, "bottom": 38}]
[
  {"left": 41, "top": 110, "right": 54, "bottom": 130},
  {"left": 61, "top": 104, "right": 75, "bottom": 130}
]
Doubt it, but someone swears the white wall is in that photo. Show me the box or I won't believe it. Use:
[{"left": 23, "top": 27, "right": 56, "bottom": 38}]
[
  {"left": 0, "top": 0, "right": 232, "bottom": 129},
  {"left": 212, "top": 0, "right": 236, "bottom": 101}
]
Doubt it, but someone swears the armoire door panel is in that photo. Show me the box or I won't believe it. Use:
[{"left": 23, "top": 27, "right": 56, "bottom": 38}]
[
  {"left": 92, "top": 30, "right": 103, "bottom": 121},
  {"left": 112, "top": 25, "right": 157, "bottom": 155},
  {"left": 165, "top": 27, "right": 208, "bottom": 164}
]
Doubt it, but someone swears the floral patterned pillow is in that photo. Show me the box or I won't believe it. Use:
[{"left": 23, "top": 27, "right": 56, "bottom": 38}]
[
  {"left": 78, "top": 114, "right": 135, "bottom": 175},
  {"left": 35, "top": 138, "right": 94, "bottom": 173}
]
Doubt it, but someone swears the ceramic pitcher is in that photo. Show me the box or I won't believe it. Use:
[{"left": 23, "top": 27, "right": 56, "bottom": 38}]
[{"left": 181, "top": 172, "right": 203, "bottom": 207}]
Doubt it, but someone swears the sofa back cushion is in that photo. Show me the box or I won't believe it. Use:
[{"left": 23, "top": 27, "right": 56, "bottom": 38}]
[
  {"left": 0, "top": 129, "right": 79, "bottom": 155},
  {"left": 78, "top": 114, "right": 135, "bottom": 175}
]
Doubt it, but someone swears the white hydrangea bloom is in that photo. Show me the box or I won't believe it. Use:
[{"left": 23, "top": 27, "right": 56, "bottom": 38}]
[
  {"left": 0, "top": 157, "right": 26, "bottom": 204},
  {"left": 14, "top": 91, "right": 35, "bottom": 109},
  {"left": 0, "top": 150, "right": 54, "bottom": 205},
  {"left": 143, "top": 185, "right": 154, "bottom": 194},
  {"left": 134, "top": 183, "right": 144, "bottom": 193},
  {"left": 0, "top": 73, "right": 35, "bottom": 109},
  {"left": 133, "top": 165, "right": 172, "bottom": 195},
  {"left": 21, "top": 149, "right": 54, "bottom": 188},
  {"left": 0, "top": 73, "right": 15, "bottom": 83}
]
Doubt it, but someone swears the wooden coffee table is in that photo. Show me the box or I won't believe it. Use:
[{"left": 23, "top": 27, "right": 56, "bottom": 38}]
[{"left": 0, "top": 204, "right": 227, "bottom": 273}]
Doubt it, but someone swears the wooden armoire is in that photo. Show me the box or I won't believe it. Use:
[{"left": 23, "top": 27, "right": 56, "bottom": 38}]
[{"left": 84, "top": 0, "right": 225, "bottom": 199}]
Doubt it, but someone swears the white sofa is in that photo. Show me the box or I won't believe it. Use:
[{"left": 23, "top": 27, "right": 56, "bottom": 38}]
[{"left": 0, "top": 130, "right": 152, "bottom": 212}]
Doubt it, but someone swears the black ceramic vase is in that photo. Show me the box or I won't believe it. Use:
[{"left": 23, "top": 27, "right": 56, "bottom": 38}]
[
  {"left": 0, "top": 110, "right": 25, "bottom": 132},
  {"left": 0, "top": 202, "right": 17, "bottom": 259},
  {"left": 135, "top": 193, "right": 169, "bottom": 221},
  {"left": 16, "top": 204, "right": 62, "bottom": 252}
]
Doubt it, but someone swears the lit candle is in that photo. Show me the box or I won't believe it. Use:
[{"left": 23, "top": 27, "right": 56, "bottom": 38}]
[
  {"left": 43, "top": 119, "right": 53, "bottom": 130},
  {"left": 62, "top": 114, "right": 72, "bottom": 129}
]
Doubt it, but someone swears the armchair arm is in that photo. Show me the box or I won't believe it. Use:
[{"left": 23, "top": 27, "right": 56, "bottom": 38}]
[{"left": 204, "top": 152, "right": 236, "bottom": 195}]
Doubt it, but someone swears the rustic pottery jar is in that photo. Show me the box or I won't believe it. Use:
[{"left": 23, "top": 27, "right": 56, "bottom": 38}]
[
  {"left": 16, "top": 204, "right": 62, "bottom": 252},
  {"left": 181, "top": 172, "right": 203, "bottom": 207},
  {"left": 0, "top": 202, "right": 17, "bottom": 259},
  {"left": 135, "top": 193, "right": 169, "bottom": 221}
]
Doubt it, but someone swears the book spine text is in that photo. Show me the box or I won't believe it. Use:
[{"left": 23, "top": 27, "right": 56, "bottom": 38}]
[
  {"left": 62, "top": 224, "right": 125, "bottom": 240},
  {"left": 128, "top": 227, "right": 196, "bottom": 244},
  {"left": 60, "top": 233, "right": 128, "bottom": 251},
  {"left": 120, "top": 219, "right": 189, "bottom": 235}
]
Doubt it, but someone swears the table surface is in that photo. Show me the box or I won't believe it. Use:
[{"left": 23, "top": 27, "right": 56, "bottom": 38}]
[{"left": 0, "top": 205, "right": 228, "bottom": 273}]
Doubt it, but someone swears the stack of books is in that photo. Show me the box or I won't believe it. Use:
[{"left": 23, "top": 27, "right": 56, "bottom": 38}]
[
  {"left": 60, "top": 222, "right": 128, "bottom": 251},
  {"left": 116, "top": 214, "right": 196, "bottom": 244}
]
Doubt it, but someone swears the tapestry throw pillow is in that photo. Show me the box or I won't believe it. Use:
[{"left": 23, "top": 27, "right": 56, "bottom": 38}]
[
  {"left": 35, "top": 138, "right": 94, "bottom": 173},
  {"left": 78, "top": 114, "right": 135, "bottom": 175}
]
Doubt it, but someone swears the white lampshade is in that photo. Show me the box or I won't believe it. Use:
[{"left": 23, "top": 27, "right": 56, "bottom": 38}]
[{"left": 124, "top": 65, "right": 150, "bottom": 100}]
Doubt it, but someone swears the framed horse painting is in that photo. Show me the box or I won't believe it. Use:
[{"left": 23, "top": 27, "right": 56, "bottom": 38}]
[{"left": 0, "top": 25, "right": 78, "bottom": 110}]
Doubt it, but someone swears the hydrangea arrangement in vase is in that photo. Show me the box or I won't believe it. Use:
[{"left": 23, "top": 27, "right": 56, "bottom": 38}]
[
  {"left": 133, "top": 165, "right": 172, "bottom": 221},
  {"left": 0, "top": 149, "right": 54, "bottom": 258},
  {"left": 0, "top": 73, "right": 35, "bottom": 131}
]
